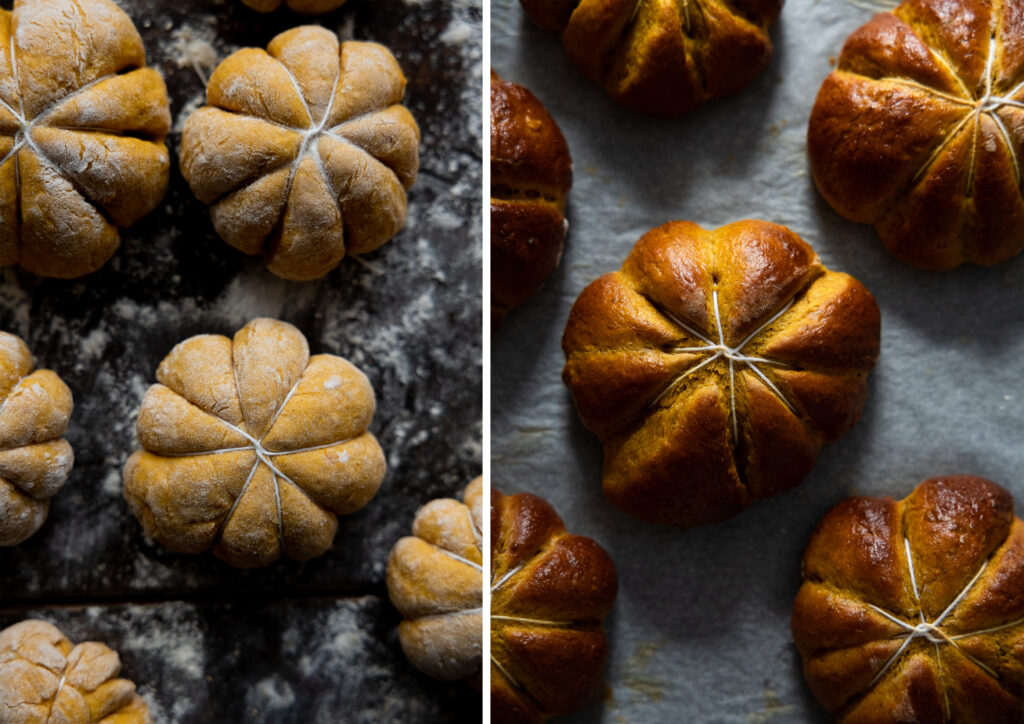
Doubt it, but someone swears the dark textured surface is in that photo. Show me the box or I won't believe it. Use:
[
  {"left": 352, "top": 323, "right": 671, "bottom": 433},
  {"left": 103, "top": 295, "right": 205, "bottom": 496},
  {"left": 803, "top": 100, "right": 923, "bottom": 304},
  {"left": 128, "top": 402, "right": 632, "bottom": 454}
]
[{"left": 0, "top": 0, "right": 482, "bottom": 721}]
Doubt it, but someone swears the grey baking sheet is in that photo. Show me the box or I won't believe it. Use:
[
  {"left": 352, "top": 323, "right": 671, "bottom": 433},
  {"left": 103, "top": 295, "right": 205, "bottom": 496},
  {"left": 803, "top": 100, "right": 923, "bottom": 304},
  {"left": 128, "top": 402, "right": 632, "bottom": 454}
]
[
  {"left": 492, "top": 1, "right": 1024, "bottom": 722},
  {"left": 0, "top": 0, "right": 482, "bottom": 721}
]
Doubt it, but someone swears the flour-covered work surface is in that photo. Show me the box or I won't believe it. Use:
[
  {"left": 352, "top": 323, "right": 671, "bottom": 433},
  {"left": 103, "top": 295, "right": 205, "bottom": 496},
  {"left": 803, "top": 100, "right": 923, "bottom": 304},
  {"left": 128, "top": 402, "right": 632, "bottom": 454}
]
[
  {"left": 492, "top": 0, "right": 1024, "bottom": 721},
  {"left": 0, "top": 0, "right": 482, "bottom": 721}
]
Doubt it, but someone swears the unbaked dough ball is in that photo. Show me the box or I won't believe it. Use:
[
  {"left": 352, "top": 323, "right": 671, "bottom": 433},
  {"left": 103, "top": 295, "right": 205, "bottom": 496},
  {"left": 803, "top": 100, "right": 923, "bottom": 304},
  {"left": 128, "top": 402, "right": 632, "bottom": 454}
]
[
  {"left": 123, "top": 318, "right": 386, "bottom": 568},
  {"left": 0, "top": 331, "right": 74, "bottom": 547},
  {"left": 386, "top": 477, "right": 483, "bottom": 682},
  {"left": 0, "top": 619, "right": 150, "bottom": 723},
  {"left": 0, "top": 0, "right": 171, "bottom": 278},
  {"left": 180, "top": 26, "right": 420, "bottom": 281}
]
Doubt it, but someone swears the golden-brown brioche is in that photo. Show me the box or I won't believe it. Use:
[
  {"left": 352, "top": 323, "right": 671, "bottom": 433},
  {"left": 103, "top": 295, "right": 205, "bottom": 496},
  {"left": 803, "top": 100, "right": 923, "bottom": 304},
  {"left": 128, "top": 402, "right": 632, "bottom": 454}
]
[
  {"left": 0, "top": 331, "right": 74, "bottom": 546},
  {"left": 180, "top": 27, "right": 420, "bottom": 281},
  {"left": 122, "top": 318, "right": 386, "bottom": 568},
  {"left": 808, "top": 0, "right": 1024, "bottom": 269},
  {"left": 793, "top": 476, "right": 1024, "bottom": 723},
  {"left": 519, "top": 0, "right": 782, "bottom": 115},
  {"left": 0, "top": 619, "right": 150, "bottom": 723},
  {"left": 491, "top": 70, "right": 572, "bottom": 326},
  {"left": 386, "top": 477, "right": 483, "bottom": 682},
  {"left": 562, "top": 220, "right": 880, "bottom": 528},
  {"left": 0, "top": 0, "right": 170, "bottom": 278},
  {"left": 491, "top": 486, "right": 617, "bottom": 723}
]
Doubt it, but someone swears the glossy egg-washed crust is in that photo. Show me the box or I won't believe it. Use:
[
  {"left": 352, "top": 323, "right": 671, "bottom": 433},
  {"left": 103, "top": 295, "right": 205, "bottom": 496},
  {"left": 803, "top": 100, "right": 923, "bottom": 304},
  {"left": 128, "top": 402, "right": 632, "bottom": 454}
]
[
  {"left": 809, "top": 0, "right": 1024, "bottom": 269},
  {"left": 519, "top": 0, "right": 782, "bottom": 115},
  {"left": 0, "top": 620, "right": 150, "bottom": 724},
  {"left": 562, "top": 220, "right": 880, "bottom": 528},
  {"left": 490, "top": 487, "right": 618, "bottom": 723},
  {"left": 123, "top": 318, "right": 386, "bottom": 568},
  {"left": 387, "top": 478, "right": 484, "bottom": 683},
  {"left": 490, "top": 71, "right": 572, "bottom": 326},
  {"left": 0, "top": 330, "right": 74, "bottom": 547},
  {"left": 241, "top": 0, "right": 348, "bottom": 12},
  {"left": 180, "top": 27, "right": 419, "bottom": 281},
  {"left": 0, "top": 0, "right": 170, "bottom": 279},
  {"left": 793, "top": 476, "right": 1024, "bottom": 723}
]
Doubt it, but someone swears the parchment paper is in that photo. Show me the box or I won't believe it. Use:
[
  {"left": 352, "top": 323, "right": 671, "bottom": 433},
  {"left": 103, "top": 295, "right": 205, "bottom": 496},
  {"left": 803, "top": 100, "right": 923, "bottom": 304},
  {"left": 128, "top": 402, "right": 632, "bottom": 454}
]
[{"left": 492, "top": 1, "right": 1024, "bottom": 721}]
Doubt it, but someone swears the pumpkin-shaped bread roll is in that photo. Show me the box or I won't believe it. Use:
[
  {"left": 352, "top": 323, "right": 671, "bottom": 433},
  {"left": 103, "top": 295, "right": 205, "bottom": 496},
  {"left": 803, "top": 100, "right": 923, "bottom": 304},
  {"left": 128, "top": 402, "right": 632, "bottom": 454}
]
[
  {"left": 809, "top": 0, "right": 1024, "bottom": 270},
  {"left": 0, "top": 619, "right": 150, "bottom": 724},
  {"left": 0, "top": 0, "right": 171, "bottom": 279},
  {"left": 519, "top": 0, "right": 782, "bottom": 116},
  {"left": 563, "top": 220, "right": 881, "bottom": 528},
  {"left": 491, "top": 486, "right": 617, "bottom": 723},
  {"left": 793, "top": 476, "right": 1024, "bottom": 723},
  {"left": 242, "top": 0, "right": 347, "bottom": 12},
  {"left": 0, "top": 331, "right": 74, "bottom": 547},
  {"left": 180, "top": 27, "right": 420, "bottom": 282},
  {"left": 490, "top": 71, "right": 572, "bottom": 326},
  {"left": 123, "top": 318, "right": 386, "bottom": 568},
  {"left": 386, "top": 478, "right": 483, "bottom": 682}
]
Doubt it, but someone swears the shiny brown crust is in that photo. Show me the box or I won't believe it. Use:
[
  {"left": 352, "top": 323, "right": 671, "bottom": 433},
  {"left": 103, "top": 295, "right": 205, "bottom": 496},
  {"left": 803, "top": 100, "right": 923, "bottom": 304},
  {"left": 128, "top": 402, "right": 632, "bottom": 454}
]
[
  {"left": 808, "top": 0, "right": 1024, "bottom": 270},
  {"left": 491, "top": 71, "right": 572, "bottom": 325},
  {"left": 519, "top": 0, "right": 782, "bottom": 116},
  {"left": 792, "top": 476, "right": 1024, "bottom": 723},
  {"left": 562, "top": 220, "right": 880, "bottom": 528},
  {"left": 490, "top": 487, "right": 617, "bottom": 723}
]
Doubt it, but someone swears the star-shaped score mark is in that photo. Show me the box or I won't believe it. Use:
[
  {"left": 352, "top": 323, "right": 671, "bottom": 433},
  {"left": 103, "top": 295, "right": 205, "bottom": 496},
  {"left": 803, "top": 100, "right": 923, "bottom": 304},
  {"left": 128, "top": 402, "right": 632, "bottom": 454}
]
[
  {"left": 864, "top": 537, "right": 1024, "bottom": 711},
  {"left": 654, "top": 287, "right": 798, "bottom": 438}
]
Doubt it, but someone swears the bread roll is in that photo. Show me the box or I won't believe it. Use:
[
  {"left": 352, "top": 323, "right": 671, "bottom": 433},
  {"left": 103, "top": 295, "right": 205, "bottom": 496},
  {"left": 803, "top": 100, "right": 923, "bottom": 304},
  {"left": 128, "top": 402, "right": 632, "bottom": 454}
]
[
  {"left": 0, "top": 0, "right": 170, "bottom": 278},
  {"left": 123, "top": 318, "right": 386, "bottom": 568},
  {"left": 0, "top": 619, "right": 150, "bottom": 724},
  {"left": 180, "top": 28, "right": 420, "bottom": 281},
  {"left": 793, "top": 476, "right": 1024, "bottom": 723},
  {"left": 562, "top": 220, "right": 880, "bottom": 527},
  {"left": 808, "top": 0, "right": 1024, "bottom": 269},
  {"left": 386, "top": 477, "right": 483, "bottom": 682},
  {"left": 519, "top": 0, "right": 782, "bottom": 115},
  {"left": 0, "top": 331, "right": 74, "bottom": 547},
  {"left": 491, "top": 71, "right": 572, "bottom": 326},
  {"left": 491, "top": 486, "right": 617, "bottom": 723}
]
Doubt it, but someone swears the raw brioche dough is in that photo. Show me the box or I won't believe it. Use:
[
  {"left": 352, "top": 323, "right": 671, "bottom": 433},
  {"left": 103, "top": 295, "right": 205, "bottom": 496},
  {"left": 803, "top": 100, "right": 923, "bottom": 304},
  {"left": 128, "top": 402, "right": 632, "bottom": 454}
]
[
  {"left": 562, "top": 220, "right": 881, "bottom": 528},
  {"left": 0, "top": 620, "right": 150, "bottom": 724},
  {"left": 122, "top": 318, "right": 386, "bottom": 568},
  {"left": 386, "top": 477, "right": 483, "bottom": 682},
  {"left": 491, "top": 486, "right": 617, "bottom": 723},
  {"left": 519, "top": 0, "right": 782, "bottom": 115},
  {"left": 490, "top": 71, "right": 572, "bottom": 326},
  {"left": 793, "top": 476, "right": 1024, "bottom": 723},
  {"left": 808, "top": 0, "right": 1024, "bottom": 269},
  {"left": 242, "top": 0, "right": 348, "bottom": 11},
  {"left": 180, "top": 26, "right": 420, "bottom": 281},
  {"left": 0, "top": 331, "right": 74, "bottom": 547},
  {"left": 0, "top": 0, "right": 171, "bottom": 279}
]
